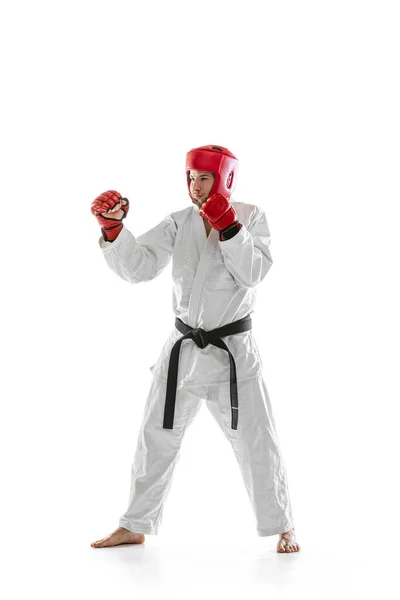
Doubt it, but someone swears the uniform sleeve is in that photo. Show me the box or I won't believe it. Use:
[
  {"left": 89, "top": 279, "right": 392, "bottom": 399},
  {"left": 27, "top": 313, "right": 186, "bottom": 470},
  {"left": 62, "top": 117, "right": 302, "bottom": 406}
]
[
  {"left": 98, "top": 214, "right": 177, "bottom": 284},
  {"left": 219, "top": 206, "right": 273, "bottom": 288}
]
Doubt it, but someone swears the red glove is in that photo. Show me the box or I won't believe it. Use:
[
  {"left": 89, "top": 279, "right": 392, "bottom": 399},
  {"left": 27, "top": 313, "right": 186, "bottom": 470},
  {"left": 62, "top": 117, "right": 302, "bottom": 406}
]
[
  {"left": 199, "top": 193, "right": 242, "bottom": 241},
  {"left": 91, "top": 190, "right": 130, "bottom": 242}
]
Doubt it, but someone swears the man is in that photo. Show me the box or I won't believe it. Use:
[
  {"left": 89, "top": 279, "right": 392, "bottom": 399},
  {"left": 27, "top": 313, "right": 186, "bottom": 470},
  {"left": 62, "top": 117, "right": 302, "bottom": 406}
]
[{"left": 90, "top": 145, "right": 300, "bottom": 553}]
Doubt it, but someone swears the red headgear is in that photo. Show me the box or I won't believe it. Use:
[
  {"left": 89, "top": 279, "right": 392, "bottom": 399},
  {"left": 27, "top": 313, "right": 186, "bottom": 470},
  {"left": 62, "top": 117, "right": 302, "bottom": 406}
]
[{"left": 186, "top": 145, "right": 238, "bottom": 200}]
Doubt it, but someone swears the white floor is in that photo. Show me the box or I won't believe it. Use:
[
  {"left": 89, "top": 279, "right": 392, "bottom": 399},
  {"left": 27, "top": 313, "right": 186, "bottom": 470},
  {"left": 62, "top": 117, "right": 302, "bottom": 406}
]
[
  {"left": 85, "top": 538, "right": 375, "bottom": 600},
  {"left": 4, "top": 525, "right": 396, "bottom": 600}
]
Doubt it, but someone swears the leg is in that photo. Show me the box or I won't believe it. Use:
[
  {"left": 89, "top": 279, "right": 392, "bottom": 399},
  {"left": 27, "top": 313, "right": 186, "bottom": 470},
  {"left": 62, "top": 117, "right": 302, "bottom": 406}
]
[
  {"left": 118, "top": 378, "right": 202, "bottom": 535},
  {"left": 205, "top": 375, "right": 295, "bottom": 537}
]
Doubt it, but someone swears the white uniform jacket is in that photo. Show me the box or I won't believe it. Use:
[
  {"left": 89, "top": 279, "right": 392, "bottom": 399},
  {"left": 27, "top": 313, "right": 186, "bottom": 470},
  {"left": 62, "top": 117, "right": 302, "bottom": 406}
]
[{"left": 99, "top": 201, "right": 273, "bottom": 390}]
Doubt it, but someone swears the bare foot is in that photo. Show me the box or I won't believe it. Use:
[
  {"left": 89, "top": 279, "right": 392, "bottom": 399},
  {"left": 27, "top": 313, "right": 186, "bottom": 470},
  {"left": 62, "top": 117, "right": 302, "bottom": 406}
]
[
  {"left": 91, "top": 527, "right": 145, "bottom": 548},
  {"left": 277, "top": 528, "right": 300, "bottom": 553}
]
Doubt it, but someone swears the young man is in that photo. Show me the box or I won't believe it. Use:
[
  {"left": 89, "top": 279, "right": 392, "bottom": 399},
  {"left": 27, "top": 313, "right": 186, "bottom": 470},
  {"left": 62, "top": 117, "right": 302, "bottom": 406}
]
[{"left": 90, "top": 145, "right": 300, "bottom": 553}]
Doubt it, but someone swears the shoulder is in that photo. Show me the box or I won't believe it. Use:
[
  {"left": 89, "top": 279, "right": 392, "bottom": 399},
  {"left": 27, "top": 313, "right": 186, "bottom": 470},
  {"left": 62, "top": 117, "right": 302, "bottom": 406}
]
[
  {"left": 231, "top": 201, "right": 265, "bottom": 228},
  {"left": 152, "top": 206, "right": 192, "bottom": 233},
  {"left": 168, "top": 205, "right": 193, "bottom": 226}
]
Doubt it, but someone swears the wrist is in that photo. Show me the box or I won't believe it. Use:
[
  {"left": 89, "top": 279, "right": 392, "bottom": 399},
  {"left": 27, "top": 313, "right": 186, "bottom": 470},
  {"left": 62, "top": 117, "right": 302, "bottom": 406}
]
[
  {"left": 219, "top": 222, "right": 242, "bottom": 241},
  {"left": 101, "top": 223, "right": 123, "bottom": 242}
]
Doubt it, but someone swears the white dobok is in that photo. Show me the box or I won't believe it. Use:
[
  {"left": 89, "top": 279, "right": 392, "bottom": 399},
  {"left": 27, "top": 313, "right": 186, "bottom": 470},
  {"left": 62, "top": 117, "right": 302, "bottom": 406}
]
[{"left": 99, "top": 201, "right": 295, "bottom": 536}]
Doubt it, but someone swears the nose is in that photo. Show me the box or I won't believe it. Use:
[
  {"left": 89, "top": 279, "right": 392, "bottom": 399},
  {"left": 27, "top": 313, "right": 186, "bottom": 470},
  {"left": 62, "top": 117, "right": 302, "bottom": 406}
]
[{"left": 192, "top": 178, "right": 201, "bottom": 192}]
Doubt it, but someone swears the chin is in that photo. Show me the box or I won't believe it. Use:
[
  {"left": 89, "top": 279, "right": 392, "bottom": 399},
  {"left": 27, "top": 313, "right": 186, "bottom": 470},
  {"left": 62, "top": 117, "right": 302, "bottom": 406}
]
[
  {"left": 190, "top": 197, "right": 200, "bottom": 207},
  {"left": 191, "top": 199, "right": 200, "bottom": 213}
]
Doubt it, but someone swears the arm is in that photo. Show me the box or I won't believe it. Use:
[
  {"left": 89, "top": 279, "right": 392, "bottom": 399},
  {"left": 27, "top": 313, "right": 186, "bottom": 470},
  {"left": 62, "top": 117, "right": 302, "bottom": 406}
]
[
  {"left": 219, "top": 206, "right": 273, "bottom": 288},
  {"left": 99, "top": 214, "right": 177, "bottom": 284}
]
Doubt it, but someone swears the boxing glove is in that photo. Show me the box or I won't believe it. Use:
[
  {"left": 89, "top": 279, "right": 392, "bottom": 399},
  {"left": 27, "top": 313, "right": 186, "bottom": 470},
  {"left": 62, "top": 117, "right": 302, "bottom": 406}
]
[
  {"left": 91, "top": 190, "right": 129, "bottom": 242},
  {"left": 199, "top": 193, "right": 242, "bottom": 241}
]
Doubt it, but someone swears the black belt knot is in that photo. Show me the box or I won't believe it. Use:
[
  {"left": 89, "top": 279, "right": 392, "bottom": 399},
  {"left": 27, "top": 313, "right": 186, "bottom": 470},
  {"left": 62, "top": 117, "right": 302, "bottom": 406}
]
[
  {"left": 162, "top": 315, "right": 252, "bottom": 431},
  {"left": 190, "top": 328, "right": 209, "bottom": 349}
]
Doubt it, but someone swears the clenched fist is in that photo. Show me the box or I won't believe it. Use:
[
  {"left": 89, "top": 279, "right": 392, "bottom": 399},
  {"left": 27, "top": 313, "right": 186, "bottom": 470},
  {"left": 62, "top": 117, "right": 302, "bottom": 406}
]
[
  {"left": 199, "top": 192, "right": 242, "bottom": 240},
  {"left": 91, "top": 190, "right": 130, "bottom": 242}
]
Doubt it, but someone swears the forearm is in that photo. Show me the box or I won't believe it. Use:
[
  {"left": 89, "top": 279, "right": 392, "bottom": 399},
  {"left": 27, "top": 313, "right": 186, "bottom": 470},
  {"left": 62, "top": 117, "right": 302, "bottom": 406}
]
[
  {"left": 219, "top": 208, "right": 273, "bottom": 288},
  {"left": 99, "top": 216, "right": 176, "bottom": 284}
]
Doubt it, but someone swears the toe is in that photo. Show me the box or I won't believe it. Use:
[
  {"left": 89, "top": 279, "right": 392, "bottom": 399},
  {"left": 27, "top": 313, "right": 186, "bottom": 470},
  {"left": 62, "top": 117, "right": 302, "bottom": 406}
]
[{"left": 92, "top": 539, "right": 107, "bottom": 547}]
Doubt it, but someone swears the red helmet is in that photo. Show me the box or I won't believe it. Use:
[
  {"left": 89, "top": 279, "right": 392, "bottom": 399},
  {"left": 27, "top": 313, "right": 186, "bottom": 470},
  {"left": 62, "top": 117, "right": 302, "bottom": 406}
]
[{"left": 186, "top": 145, "right": 238, "bottom": 200}]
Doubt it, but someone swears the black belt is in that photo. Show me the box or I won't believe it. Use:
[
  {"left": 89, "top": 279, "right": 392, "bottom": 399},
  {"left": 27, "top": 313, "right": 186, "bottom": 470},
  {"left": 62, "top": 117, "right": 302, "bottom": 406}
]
[{"left": 163, "top": 315, "right": 252, "bottom": 430}]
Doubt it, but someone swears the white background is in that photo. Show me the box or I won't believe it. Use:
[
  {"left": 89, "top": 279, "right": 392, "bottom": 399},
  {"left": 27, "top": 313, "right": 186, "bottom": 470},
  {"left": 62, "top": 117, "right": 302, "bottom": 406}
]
[{"left": 1, "top": 1, "right": 399, "bottom": 598}]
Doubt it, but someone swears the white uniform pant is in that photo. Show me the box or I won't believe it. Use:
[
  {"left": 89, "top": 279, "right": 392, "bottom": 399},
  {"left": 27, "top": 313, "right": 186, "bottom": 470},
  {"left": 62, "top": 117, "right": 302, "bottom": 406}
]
[{"left": 119, "top": 373, "right": 295, "bottom": 536}]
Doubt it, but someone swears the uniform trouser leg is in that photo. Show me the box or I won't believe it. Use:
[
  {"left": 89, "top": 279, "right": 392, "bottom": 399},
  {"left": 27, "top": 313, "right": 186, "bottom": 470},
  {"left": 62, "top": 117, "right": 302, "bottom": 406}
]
[
  {"left": 119, "top": 378, "right": 202, "bottom": 535},
  {"left": 205, "top": 374, "right": 295, "bottom": 536}
]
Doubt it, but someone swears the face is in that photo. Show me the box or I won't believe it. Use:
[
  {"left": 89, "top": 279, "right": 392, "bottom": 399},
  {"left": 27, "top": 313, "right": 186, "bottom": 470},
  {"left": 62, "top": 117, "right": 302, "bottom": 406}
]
[{"left": 189, "top": 170, "right": 215, "bottom": 208}]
